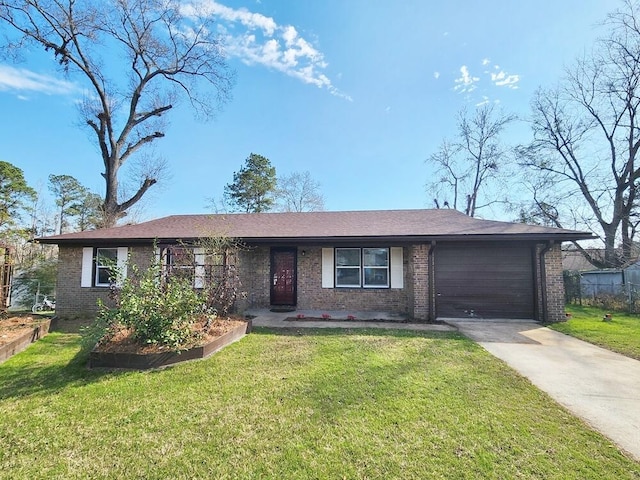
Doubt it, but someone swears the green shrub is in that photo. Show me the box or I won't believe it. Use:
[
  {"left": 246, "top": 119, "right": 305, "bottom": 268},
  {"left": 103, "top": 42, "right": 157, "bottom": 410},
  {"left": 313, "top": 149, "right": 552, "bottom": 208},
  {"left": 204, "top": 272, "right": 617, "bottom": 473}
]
[{"left": 90, "top": 254, "right": 210, "bottom": 351}]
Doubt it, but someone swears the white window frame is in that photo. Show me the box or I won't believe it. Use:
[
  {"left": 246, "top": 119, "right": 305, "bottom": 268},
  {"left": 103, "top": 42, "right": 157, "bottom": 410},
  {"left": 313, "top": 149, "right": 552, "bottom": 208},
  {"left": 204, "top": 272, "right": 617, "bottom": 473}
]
[
  {"left": 362, "top": 247, "right": 390, "bottom": 288},
  {"left": 160, "top": 245, "right": 207, "bottom": 289},
  {"left": 335, "top": 247, "right": 362, "bottom": 287},
  {"left": 81, "top": 247, "right": 128, "bottom": 288},
  {"left": 95, "top": 247, "right": 118, "bottom": 287},
  {"left": 334, "top": 247, "right": 390, "bottom": 289}
]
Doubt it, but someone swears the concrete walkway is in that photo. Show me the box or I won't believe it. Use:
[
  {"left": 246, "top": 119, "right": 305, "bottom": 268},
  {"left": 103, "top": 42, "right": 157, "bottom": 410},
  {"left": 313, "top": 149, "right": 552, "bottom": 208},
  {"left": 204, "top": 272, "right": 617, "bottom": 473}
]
[
  {"left": 246, "top": 308, "right": 455, "bottom": 332},
  {"left": 448, "top": 320, "right": 640, "bottom": 462}
]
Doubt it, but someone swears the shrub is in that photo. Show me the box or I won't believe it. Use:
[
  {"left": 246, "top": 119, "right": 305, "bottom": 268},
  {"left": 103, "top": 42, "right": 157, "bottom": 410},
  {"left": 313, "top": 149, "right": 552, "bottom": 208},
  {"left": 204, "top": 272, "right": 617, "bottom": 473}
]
[
  {"left": 84, "top": 237, "right": 246, "bottom": 352},
  {"left": 89, "top": 254, "right": 210, "bottom": 351}
]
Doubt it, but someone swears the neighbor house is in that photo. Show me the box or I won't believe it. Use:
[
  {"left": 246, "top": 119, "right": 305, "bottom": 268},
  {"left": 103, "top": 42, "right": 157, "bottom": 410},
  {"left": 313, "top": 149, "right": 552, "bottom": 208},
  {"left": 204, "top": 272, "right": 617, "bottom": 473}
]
[{"left": 37, "top": 209, "right": 593, "bottom": 322}]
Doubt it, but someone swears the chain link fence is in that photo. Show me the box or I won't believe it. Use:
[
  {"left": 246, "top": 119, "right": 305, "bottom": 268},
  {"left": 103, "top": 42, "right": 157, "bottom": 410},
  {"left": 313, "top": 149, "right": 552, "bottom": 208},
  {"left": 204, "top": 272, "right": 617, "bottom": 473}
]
[
  {"left": 9, "top": 276, "right": 56, "bottom": 311},
  {"left": 564, "top": 271, "right": 640, "bottom": 312}
]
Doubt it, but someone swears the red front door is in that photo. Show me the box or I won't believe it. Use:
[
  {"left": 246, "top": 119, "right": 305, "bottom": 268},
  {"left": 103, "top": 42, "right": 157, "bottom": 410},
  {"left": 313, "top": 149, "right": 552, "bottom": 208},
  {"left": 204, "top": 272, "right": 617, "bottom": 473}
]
[{"left": 270, "top": 248, "right": 297, "bottom": 306}]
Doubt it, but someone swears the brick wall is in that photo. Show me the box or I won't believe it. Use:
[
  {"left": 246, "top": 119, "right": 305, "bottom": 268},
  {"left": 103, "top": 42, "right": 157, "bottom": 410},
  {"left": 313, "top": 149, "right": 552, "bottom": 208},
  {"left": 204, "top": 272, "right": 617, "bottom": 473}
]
[
  {"left": 56, "top": 245, "right": 153, "bottom": 319},
  {"left": 55, "top": 243, "right": 432, "bottom": 320},
  {"left": 56, "top": 240, "right": 563, "bottom": 323},
  {"left": 541, "top": 243, "right": 566, "bottom": 323},
  {"left": 237, "top": 246, "right": 415, "bottom": 317},
  {"left": 299, "top": 246, "right": 410, "bottom": 313},
  {"left": 410, "top": 244, "right": 430, "bottom": 321},
  {"left": 236, "top": 246, "right": 270, "bottom": 311}
]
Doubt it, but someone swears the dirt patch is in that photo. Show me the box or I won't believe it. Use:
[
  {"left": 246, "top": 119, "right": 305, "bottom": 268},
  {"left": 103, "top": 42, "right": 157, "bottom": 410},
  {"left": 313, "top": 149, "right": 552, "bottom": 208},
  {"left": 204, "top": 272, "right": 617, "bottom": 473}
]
[
  {"left": 94, "top": 316, "right": 249, "bottom": 354},
  {"left": 0, "top": 314, "right": 49, "bottom": 346}
]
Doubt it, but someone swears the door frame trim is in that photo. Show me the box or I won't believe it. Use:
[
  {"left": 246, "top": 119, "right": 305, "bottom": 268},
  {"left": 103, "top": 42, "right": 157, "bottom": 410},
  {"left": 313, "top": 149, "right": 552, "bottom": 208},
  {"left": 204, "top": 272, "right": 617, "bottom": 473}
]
[{"left": 270, "top": 247, "right": 298, "bottom": 306}]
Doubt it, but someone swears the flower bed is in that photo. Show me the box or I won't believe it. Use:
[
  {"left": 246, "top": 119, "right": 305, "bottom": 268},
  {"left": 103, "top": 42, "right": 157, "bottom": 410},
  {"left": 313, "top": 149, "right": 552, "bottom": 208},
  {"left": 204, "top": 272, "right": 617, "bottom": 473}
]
[
  {"left": 0, "top": 315, "right": 52, "bottom": 363},
  {"left": 89, "top": 319, "right": 251, "bottom": 369}
]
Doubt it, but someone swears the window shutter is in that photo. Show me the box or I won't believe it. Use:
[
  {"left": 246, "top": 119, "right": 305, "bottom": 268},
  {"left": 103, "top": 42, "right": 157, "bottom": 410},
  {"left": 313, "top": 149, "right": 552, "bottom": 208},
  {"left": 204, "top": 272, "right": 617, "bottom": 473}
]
[
  {"left": 116, "top": 247, "right": 128, "bottom": 286},
  {"left": 155, "top": 246, "right": 163, "bottom": 285},
  {"left": 321, "top": 248, "right": 334, "bottom": 288},
  {"left": 194, "top": 247, "right": 206, "bottom": 289},
  {"left": 81, "top": 247, "right": 93, "bottom": 287},
  {"left": 390, "top": 247, "right": 404, "bottom": 289}
]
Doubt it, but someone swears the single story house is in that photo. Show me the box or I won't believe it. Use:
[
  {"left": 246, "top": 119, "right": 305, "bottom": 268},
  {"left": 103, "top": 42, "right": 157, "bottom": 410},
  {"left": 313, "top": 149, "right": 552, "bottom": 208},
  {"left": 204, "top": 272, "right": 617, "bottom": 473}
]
[{"left": 37, "top": 209, "right": 593, "bottom": 322}]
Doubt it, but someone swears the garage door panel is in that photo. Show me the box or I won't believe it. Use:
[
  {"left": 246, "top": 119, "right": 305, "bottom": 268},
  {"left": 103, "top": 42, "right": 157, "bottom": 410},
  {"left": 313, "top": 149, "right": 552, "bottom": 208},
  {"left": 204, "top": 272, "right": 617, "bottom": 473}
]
[
  {"left": 439, "top": 285, "right": 530, "bottom": 297},
  {"left": 435, "top": 243, "right": 534, "bottom": 319}
]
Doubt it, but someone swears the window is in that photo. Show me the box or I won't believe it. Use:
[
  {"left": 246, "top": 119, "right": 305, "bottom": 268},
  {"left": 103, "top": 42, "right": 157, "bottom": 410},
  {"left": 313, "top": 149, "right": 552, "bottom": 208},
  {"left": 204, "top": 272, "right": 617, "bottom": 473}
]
[
  {"left": 81, "top": 247, "right": 128, "bottom": 288},
  {"left": 95, "top": 248, "right": 118, "bottom": 287},
  {"left": 159, "top": 246, "right": 236, "bottom": 289},
  {"left": 363, "top": 248, "right": 389, "bottom": 287},
  {"left": 335, "top": 247, "right": 389, "bottom": 288},
  {"left": 163, "top": 246, "right": 196, "bottom": 283},
  {"left": 336, "top": 248, "right": 361, "bottom": 287}
]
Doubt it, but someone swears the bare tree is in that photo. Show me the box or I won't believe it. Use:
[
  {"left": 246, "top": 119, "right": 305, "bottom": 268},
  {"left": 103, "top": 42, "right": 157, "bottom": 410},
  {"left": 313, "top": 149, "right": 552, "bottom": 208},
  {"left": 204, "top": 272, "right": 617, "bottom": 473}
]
[
  {"left": 205, "top": 195, "right": 231, "bottom": 214},
  {"left": 426, "top": 104, "right": 515, "bottom": 217},
  {"left": 518, "top": 0, "right": 640, "bottom": 268},
  {"left": 275, "top": 171, "right": 325, "bottom": 212},
  {"left": 0, "top": 0, "right": 233, "bottom": 227}
]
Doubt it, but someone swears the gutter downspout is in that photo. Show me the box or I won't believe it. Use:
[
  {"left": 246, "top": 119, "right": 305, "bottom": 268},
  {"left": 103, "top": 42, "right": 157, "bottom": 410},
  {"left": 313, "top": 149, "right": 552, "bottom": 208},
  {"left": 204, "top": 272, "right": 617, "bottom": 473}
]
[
  {"left": 428, "top": 241, "right": 437, "bottom": 322},
  {"left": 539, "top": 240, "right": 554, "bottom": 324}
]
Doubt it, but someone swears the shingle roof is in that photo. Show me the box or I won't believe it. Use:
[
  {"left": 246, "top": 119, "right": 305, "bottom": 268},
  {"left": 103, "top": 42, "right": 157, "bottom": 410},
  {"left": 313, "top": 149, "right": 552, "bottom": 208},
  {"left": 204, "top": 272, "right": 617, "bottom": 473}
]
[
  {"left": 36, "top": 209, "right": 594, "bottom": 245},
  {"left": 562, "top": 249, "right": 600, "bottom": 272}
]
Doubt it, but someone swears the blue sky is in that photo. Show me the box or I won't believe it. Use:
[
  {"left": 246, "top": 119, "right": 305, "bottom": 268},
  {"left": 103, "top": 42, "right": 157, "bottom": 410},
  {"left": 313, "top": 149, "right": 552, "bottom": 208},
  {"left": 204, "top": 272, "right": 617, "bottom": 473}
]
[{"left": 0, "top": 0, "right": 620, "bottom": 222}]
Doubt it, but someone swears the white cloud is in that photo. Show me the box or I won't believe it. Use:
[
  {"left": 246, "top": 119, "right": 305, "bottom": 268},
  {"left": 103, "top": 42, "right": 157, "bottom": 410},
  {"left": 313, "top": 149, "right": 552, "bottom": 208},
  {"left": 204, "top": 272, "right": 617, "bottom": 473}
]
[
  {"left": 184, "top": 0, "right": 277, "bottom": 36},
  {"left": 449, "top": 59, "right": 520, "bottom": 93},
  {"left": 433, "top": 71, "right": 440, "bottom": 79},
  {"left": 490, "top": 69, "right": 520, "bottom": 89},
  {"left": 453, "top": 65, "right": 479, "bottom": 93},
  {"left": 0, "top": 65, "right": 76, "bottom": 96},
  {"left": 185, "top": 0, "right": 351, "bottom": 101},
  {"left": 282, "top": 25, "right": 298, "bottom": 46}
]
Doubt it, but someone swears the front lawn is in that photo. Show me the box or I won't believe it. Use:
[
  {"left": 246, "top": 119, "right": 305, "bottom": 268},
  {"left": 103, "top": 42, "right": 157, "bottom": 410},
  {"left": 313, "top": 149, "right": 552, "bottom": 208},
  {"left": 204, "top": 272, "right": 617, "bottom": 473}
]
[
  {"left": 552, "top": 306, "right": 640, "bottom": 360},
  {"left": 1, "top": 328, "right": 638, "bottom": 479}
]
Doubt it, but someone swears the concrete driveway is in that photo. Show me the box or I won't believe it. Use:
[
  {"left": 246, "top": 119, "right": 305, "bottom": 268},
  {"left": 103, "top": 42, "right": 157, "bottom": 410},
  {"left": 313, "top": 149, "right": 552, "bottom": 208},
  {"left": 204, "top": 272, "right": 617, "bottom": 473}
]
[{"left": 448, "top": 320, "right": 640, "bottom": 461}]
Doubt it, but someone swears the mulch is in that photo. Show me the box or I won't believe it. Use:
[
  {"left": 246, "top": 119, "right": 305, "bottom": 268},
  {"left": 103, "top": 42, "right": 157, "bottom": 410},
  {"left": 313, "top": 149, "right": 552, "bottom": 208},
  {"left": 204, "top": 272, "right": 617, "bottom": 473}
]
[
  {"left": 0, "top": 314, "right": 48, "bottom": 345},
  {"left": 93, "top": 317, "right": 248, "bottom": 354}
]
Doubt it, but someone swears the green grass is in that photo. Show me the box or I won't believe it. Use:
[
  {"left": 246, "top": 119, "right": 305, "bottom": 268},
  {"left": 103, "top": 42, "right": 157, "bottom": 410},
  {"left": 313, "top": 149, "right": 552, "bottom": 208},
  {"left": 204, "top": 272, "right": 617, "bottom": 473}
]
[
  {"left": 1, "top": 328, "right": 638, "bottom": 479},
  {"left": 551, "top": 306, "right": 640, "bottom": 360}
]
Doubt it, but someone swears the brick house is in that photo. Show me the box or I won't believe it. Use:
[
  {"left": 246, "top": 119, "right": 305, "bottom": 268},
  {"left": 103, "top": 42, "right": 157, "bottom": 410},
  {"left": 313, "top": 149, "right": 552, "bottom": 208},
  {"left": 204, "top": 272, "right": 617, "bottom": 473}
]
[{"left": 37, "top": 209, "right": 593, "bottom": 322}]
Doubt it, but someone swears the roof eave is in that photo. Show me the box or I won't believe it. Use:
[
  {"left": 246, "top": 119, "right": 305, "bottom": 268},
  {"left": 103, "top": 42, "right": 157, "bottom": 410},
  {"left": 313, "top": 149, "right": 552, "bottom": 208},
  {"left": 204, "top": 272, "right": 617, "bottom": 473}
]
[
  {"left": 245, "top": 233, "right": 596, "bottom": 244},
  {"left": 39, "top": 232, "right": 595, "bottom": 246}
]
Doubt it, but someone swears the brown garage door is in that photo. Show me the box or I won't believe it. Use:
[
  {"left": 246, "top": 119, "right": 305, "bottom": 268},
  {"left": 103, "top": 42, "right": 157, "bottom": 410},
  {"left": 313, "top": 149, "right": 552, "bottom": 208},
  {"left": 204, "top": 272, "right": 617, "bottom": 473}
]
[{"left": 434, "top": 243, "right": 535, "bottom": 319}]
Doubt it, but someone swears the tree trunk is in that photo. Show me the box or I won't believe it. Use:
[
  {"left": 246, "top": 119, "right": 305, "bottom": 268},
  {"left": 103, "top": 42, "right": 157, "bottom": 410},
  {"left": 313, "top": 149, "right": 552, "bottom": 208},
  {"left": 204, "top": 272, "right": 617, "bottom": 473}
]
[{"left": 602, "top": 224, "right": 618, "bottom": 268}]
